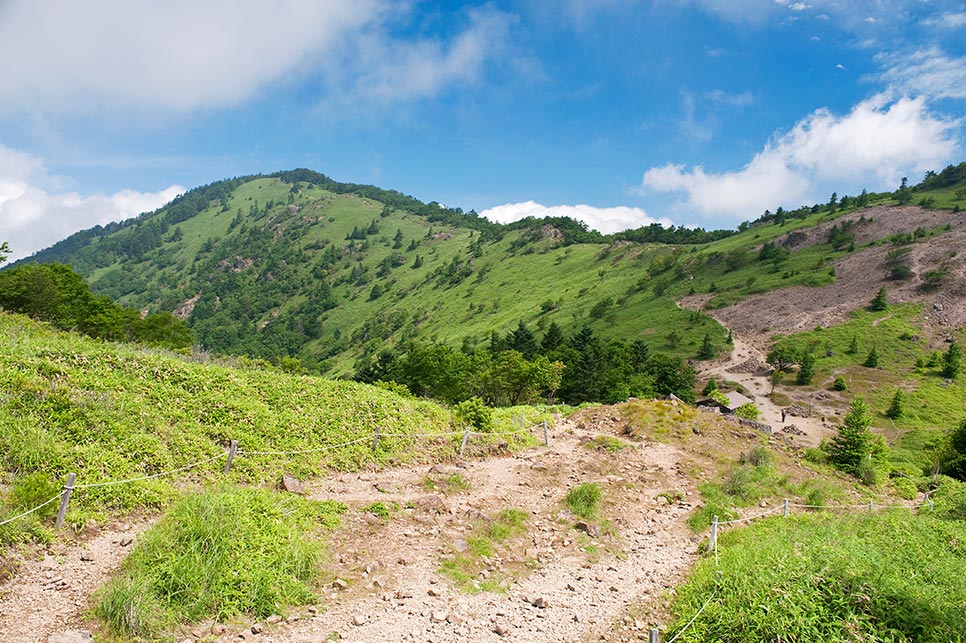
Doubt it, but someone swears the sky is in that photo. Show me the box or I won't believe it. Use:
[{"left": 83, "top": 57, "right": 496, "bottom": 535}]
[{"left": 1, "top": 0, "right": 965, "bottom": 262}]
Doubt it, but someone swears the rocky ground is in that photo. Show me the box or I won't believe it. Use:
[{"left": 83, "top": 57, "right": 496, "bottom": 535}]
[{"left": 1, "top": 412, "right": 712, "bottom": 643}]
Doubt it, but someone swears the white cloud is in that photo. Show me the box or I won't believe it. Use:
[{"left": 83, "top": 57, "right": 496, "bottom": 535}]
[
  {"left": 640, "top": 94, "right": 959, "bottom": 220},
  {"left": 0, "top": 0, "right": 512, "bottom": 115},
  {"left": 480, "top": 201, "right": 673, "bottom": 234},
  {"left": 0, "top": 145, "right": 183, "bottom": 262},
  {"left": 875, "top": 47, "right": 966, "bottom": 100}
]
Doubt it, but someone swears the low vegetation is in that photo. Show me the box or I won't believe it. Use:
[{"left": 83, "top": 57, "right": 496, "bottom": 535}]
[
  {"left": 669, "top": 509, "right": 966, "bottom": 642},
  {"left": 95, "top": 486, "right": 345, "bottom": 639},
  {"left": 565, "top": 482, "right": 604, "bottom": 519},
  {"left": 439, "top": 508, "right": 529, "bottom": 593}
]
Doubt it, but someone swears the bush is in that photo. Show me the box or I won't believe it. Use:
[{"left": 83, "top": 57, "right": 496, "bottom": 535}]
[
  {"left": 890, "top": 476, "right": 918, "bottom": 500},
  {"left": 832, "top": 376, "right": 847, "bottom": 391},
  {"left": 734, "top": 403, "right": 761, "bottom": 421},
  {"left": 95, "top": 486, "right": 344, "bottom": 638},
  {"left": 454, "top": 396, "right": 493, "bottom": 433},
  {"left": 565, "top": 482, "right": 603, "bottom": 519}
]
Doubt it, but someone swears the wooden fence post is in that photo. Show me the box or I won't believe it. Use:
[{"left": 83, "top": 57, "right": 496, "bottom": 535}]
[
  {"left": 371, "top": 427, "right": 380, "bottom": 453},
  {"left": 868, "top": 500, "right": 874, "bottom": 512},
  {"left": 709, "top": 515, "right": 718, "bottom": 552},
  {"left": 224, "top": 440, "right": 238, "bottom": 474},
  {"left": 55, "top": 473, "right": 76, "bottom": 530},
  {"left": 648, "top": 628, "right": 660, "bottom": 643},
  {"left": 542, "top": 421, "right": 549, "bottom": 446},
  {"left": 783, "top": 498, "right": 788, "bottom": 517},
  {"left": 459, "top": 427, "right": 471, "bottom": 457}
]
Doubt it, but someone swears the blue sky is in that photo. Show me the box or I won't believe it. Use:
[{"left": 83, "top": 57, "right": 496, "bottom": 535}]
[{"left": 1, "top": 0, "right": 965, "bottom": 262}]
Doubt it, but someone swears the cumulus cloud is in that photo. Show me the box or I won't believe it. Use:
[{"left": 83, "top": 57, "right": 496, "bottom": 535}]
[
  {"left": 875, "top": 47, "right": 966, "bottom": 100},
  {"left": 480, "top": 201, "right": 673, "bottom": 234},
  {"left": 640, "top": 94, "right": 959, "bottom": 220},
  {"left": 0, "top": 145, "right": 183, "bottom": 262},
  {"left": 0, "top": 0, "right": 512, "bottom": 115}
]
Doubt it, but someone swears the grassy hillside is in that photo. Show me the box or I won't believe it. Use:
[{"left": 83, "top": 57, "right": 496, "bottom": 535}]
[{"left": 0, "top": 312, "right": 535, "bottom": 535}]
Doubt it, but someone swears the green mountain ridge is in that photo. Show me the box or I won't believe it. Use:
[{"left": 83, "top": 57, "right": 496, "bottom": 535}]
[{"left": 10, "top": 165, "right": 966, "bottom": 387}]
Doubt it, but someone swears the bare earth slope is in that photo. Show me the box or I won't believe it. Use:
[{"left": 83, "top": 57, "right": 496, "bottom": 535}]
[{"left": 1, "top": 416, "right": 702, "bottom": 643}]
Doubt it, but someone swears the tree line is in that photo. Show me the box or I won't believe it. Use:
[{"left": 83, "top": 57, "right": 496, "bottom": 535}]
[{"left": 354, "top": 320, "right": 697, "bottom": 407}]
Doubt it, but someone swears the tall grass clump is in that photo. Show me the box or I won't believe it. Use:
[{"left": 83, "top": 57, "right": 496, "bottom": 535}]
[
  {"left": 565, "top": 482, "right": 603, "bottom": 519},
  {"left": 96, "top": 486, "right": 344, "bottom": 638},
  {"left": 668, "top": 511, "right": 966, "bottom": 642}
]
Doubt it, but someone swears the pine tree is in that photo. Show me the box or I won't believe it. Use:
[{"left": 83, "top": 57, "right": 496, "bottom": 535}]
[
  {"left": 943, "top": 340, "right": 962, "bottom": 379},
  {"left": 541, "top": 321, "right": 565, "bottom": 353},
  {"left": 796, "top": 349, "right": 815, "bottom": 385},
  {"left": 886, "top": 389, "right": 904, "bottom": 419},
  {"left": 412, "top": 255, "right": 423, "bottom": 269},
  {"left": 846, "top": 334, "right": 859, "bottom": 355},
  {"left": 392, "top": 228, "right": 403, "bottom": 249},
  {"left": 698, "top": 334, "right": 715, "bottom": 359},
  {"left": 868, "top": 286, "right": 888, "bottom": 312},
  {"left": 826, "top": 397, "right": 885, "bottom": 477},
  {"left": 864, "top": 346, "right": 879, "bottom": 368}
]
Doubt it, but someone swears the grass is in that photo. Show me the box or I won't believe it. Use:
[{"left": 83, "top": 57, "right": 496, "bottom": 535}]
[
  {"left": 422, "top": 472, "right": 471, "bottom": 494},
  {"left": 0, "top": 312, "right": 460, "bottom": 531},
  {"left": 95, "top": 485, "right": 345, "bottom": 639},
  {"left": 439, "top": 508, "right": 529, "bottom": 593},
  {"left": 565, "top": 482, "right": 603, "bottom": 519},
  {"left": 584, "top": 435, "right": 631, "bottom": 453},
  {"left": 668, "top": 511, "right": 966, "bottom": 642}
]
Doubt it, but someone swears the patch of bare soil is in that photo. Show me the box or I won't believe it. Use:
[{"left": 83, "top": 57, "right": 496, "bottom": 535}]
[
  {"left": 0, "top": 522, "right": 148, "bottom": 643},
  {"left": 683, "top": 205, "right": 966, "bottom": 352}
]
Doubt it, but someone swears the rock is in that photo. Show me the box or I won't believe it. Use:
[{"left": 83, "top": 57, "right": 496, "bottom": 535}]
[
  {"left": 281, "top": 474, "right": 304, "bottom": 495},
  {"left": 119, "top": 537, "right": 134, "bottom": 547},
  {"left": 212, "top": 625, "right": 228, "bottom": 636},
  {"left": 429, "top": 464, "right": 460, "bottom": 475},
  {"left": 332, "top": 578, "right": 349, "bottom": 590},
  {"left": 430, "top": 610, "right": 449, "bottom": 623},
  {"left": 446, "top": 613, "right": 464, "bottom": 625},
  {"left": 493, "top": 624, "right": 509, "bottom": 636},
  {"left": 251, "top": 623, "right": 264, "bottom": 634},
  {"left": 395, "top": 589, "right": 413, "bottom": 599},
  {"left": 427, "top": 587, "right": 441, "bottom": 597},
  {"left": 266, "top": 615, "right": 282, "bottom": 625},
  {"left": 574, "top": 521, "right": 599, "bottom": 539},
  {"left": 412, "top": 494, "right": 448, "bottom": 514},
  {"left": 47, "top": 632, "right": 94, "bottom": 643},
  {"left": 79, "top": 553, "right": 94, "bottom": 562},
  {"left": 352, "top": 614, "right": 368, "bottom": 626},
  {"left": 531, "top": 596, "right": 550, "bottom": 609}
]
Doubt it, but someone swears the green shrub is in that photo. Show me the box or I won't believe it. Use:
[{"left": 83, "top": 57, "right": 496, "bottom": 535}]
[
  {"left": 890, "top": 476, "right": 918, "bottom": 500},
  {"left": 454, "top": 396, "right": 493, "bottom": 433},
  {"left": 565, "top": 482, "right": 603, "bottom": 519},
  {"left": 740, "top": 445, "right": 773, "bottom": 467},
  {"left": 832, "top": 376, "right": 847, "bottom": 391},
  {"left": 734, "top": 403, "right": 761, "bottom": 421},
  {"left": 95, "top": 486, "right": 344, "bottom": 638}
]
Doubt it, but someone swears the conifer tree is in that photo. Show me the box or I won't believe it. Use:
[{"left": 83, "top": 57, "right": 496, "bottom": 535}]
[
  {"left": 943, "top": 340, "right": 961, "bottom": 379},
  {"left": 886, "top": 389, "right": 904, "bottom": 419},
  {"left": 698, "top": 334, "right": 715, "bottom": 359},
  {"left": 796, "top": 349, "right": 815, "bottom": 385},
  {"left": 846, "top": 334, "right": 859, "bottom": 355},
  {"left": 864, "top": 345, "right": 879, "bottom": 368},
  {"left": 826, "top": 397, "right": 886, "bottom": 477},
  {"left": 868, "top": 286, "right": 888, "bottom": 312}
]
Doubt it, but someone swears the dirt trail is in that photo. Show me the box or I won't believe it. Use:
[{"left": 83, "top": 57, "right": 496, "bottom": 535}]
[
  {"left": 698, "top": 334, "right": 830, "bottom": 447},
  {"left": 0, "top": 417, "right": 702, "bottom": 643},
  {"left": 0, "top": 522, "right": 147, "bottom": 643}
]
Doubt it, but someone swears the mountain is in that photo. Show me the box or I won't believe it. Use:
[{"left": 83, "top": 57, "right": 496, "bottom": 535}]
[{"left": 13, "top": 165, "right": 966, "bottom": 391}]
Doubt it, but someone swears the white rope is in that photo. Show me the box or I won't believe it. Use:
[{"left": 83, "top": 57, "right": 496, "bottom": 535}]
[
  {"left": 73, "top": 453, "right": 226, "bottom": 489},
  {"left": 240, "top": 435, "right": 372, "bottom": 456},
  {"left": 666, "top": 588, "right": 718, "bottom": 643},
  {"left": 375, "top": 430, "right": 465, "bottom": 438},
  {"left": 0, "top": 493, "right": 63, "bottom": 526},
  {"left": 716, "top": 505, "right": 783, "bottom": 526}
]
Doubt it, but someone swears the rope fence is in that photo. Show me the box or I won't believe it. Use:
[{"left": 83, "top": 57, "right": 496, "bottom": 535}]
[
  {"left": 0, "top": 420, "right": 550, "bottom": 531},
  {"left": 659, "top": 492, "right": 935, "bottom": 642}
]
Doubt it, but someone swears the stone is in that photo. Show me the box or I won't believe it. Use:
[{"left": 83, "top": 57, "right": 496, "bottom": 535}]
[
  {"left": 574, "top": 521, "right": 599, "bottom": 539},
  {"left": 430, "top": 610, "right": 450, "bottom": 623},
  {"left": 212, "top": 625, "right": 228, "bottom": 636},
  {"left": 493, "top": 624, "right": 509, "bottom": 636},
  {"left": 446, "top": 613, "right": 463, "bottom": 625},
  {"left": 266, "top": 615, "right": 283, "bottom": 625},
  {"left": 352, "top": 614, "right": 368, "bottom": 626},
  {"left": 47, "top": 632, "right": 94, "bottom": 643},
  {"left": 429, "top": 464, "right": 460, "bottom": 475},
  {"left": 281, "top": 474, "right": 304, "bottom": 495},
  {"left": 412, "top": 494, "right": 448, "bottom": 514},
  {"left": 531, "top": 596, "right": 550, "bottom": 609},
  {"left": 332, "top": 578, "right": 349, "bottom": 590}
]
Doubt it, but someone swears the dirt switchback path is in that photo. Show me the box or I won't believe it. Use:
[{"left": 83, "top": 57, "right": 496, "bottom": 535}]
[{"left": 260, "top": 416, "right": 700, "bottom": 643}]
